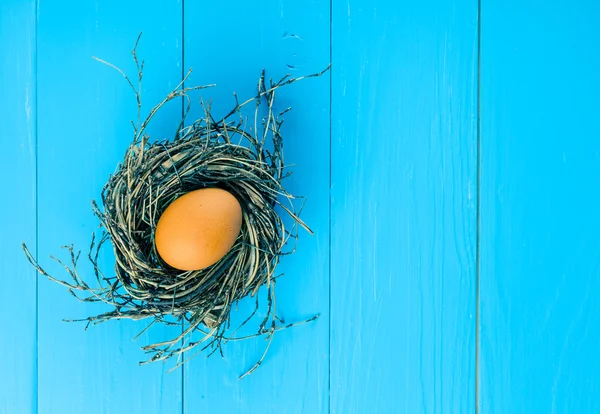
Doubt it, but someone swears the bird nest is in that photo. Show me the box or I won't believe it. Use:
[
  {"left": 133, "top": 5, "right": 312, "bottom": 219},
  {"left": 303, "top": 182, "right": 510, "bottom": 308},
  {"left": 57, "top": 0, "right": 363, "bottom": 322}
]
[{"left": 23, "top": 35, "right": 329, "bottom": 378}]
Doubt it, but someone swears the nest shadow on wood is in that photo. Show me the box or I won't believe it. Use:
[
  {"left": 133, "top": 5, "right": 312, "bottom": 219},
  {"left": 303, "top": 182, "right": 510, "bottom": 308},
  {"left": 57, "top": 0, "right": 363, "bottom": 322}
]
[{"left": 22, "top": 34, "right": 329, "bottom": 379}]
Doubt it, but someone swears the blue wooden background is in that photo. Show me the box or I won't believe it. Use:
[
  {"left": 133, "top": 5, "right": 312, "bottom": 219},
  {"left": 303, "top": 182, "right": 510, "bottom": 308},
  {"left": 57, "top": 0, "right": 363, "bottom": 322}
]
[{"left": 1, "top": 0, "right": 598, "bottom": 413}]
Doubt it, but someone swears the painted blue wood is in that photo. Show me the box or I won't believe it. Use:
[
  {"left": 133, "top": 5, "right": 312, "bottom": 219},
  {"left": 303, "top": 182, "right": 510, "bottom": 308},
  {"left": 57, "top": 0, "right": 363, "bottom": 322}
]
[
  {"left": 331, "top": 1, "right": 478, "bottom": 413},
  {"left": 480, "top": 1, "right": 600, "bottom": 413},
  {"left": 0, "top": 2, "right": 37, "bottom": 413},
  {"left": 15, "top": 1, "right": 600, "bottom": 412},
  {"left": 182, "top": 1, "right": 330, "bottom": 413},
  {"left": 36, "top": 1, "right": 183, "bottom": 413}
]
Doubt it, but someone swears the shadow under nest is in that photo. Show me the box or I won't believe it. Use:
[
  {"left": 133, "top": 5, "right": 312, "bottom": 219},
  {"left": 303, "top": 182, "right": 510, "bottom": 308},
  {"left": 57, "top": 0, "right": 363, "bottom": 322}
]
[{"left": 23, "top": 35, "right": 329, "bottom": 379}]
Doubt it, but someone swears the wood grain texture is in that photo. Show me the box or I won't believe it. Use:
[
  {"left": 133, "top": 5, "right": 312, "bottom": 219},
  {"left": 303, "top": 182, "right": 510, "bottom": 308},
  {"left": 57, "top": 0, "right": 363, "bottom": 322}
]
[
  {"left": 330, "top": 1, "right": 478, "bottom": 413},
  {"left": 479, "top": 1, "right": 600, "bottom": 413},
  {"left": 8, "top": 1, "right": 600, "bottom": 412},
  {"left": 0, "top": 2, "right": 37, "bottom": 413},
  {"left": 182, "top": 1, "right": 330, "bottom": 413},
  {"left": 36, "top": 1, "right": 183, "bottom": 413}
]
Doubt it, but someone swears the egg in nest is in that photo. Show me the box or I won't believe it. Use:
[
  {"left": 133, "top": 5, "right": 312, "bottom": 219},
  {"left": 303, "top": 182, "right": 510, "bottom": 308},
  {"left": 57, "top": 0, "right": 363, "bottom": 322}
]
[{"left": 154, "top": 188, "right": 243, "bottom": 271}]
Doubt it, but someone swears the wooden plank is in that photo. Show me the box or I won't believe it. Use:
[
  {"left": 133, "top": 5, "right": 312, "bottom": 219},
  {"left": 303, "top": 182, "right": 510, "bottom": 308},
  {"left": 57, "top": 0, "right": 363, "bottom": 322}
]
[
  {"left": 0, "top": 1, "right": 37, "bottom": 413},
  {"left": 480, "top": 1, "right": 600, "bottom": 412},
  {"left": 331, "top": 1, "right": 478, "bottom": 412},
  {"left": 182, "top": 1, "right": 330, "bottom": 413},
  {"left": 36, "top": 1, "right": 183, "bottom": 413}
]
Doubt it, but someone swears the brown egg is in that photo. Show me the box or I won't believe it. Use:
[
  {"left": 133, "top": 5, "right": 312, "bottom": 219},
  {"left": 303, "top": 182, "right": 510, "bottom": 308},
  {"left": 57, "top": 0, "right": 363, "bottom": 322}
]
[{"left": 155, "top": 188, "right": 243, "bottom": 271}]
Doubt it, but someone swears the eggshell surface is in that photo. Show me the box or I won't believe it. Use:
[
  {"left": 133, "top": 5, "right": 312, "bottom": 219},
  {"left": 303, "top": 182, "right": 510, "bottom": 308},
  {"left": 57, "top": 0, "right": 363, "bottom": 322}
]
[{"left": 155, "top": 188, "right": 243, "bottom": 271}]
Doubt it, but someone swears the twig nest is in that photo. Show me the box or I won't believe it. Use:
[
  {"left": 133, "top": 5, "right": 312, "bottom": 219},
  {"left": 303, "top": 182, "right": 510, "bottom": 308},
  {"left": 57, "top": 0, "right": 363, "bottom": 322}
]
[{"left": 22, "top": 34, "right": 330, "bottom": 378}]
